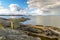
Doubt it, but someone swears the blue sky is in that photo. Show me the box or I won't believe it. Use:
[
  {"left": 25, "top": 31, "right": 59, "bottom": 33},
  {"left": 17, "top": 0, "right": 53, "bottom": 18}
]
[
  {"left": 0, "top": 0, "right": 29, "bottom": 18},
  {"left": 0, "top": 0, "right": 28, "bottom": 9},
  {"left": 0, "top": 0, "right": 59, "bottom": 16},
  {"left": 0, "top": 0, "right": 30, "bottom": 15}
]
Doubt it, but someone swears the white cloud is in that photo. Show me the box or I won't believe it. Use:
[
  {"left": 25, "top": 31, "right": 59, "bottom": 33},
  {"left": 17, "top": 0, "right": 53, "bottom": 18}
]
[
  {"left": 0, "top": 4, "right": 10, "bottom": 15},
  {"left": 0, "top": 8, "right": 10, "bottom": 14},
  {"left": 27, "top": 0, "right": 60, "bottom": 15},
  {"left": 19, "top": 9, "right": 27, "bottom": 15},
  {"left": 28, "top": 9, "right": 43, "bottom": 15},
  {"left": 0, "top": 0, "right": 60, "bottom": 15},
  {"left": 0, "top": 3, "right": 27, "bottom": 15},
  {"left": 9, "top": 4, "right": 20, "bottom": 12}
]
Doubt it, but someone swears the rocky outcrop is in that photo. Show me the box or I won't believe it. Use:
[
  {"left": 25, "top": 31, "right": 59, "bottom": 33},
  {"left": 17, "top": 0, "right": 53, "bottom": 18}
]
[
  {"left": 0, "top": 28, "right": 41, "bottom": 40},
  {"left": 17, "top": 25, "right": 59, "bottom": 40}
]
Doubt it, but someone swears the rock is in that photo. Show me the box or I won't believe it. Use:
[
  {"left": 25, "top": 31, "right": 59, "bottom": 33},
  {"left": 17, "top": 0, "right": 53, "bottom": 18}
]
[
  {"left": 44, "top": 29, "right": 59, "bottom": 37},
  {"left": 0, "top": 28, "right": 41, "bottom": 40},
  {"left": 45, "top": 30, "right": 53, "bottom": 36},
  {"left": 4, "top": 35, "right": 41, "bottom": 40}
]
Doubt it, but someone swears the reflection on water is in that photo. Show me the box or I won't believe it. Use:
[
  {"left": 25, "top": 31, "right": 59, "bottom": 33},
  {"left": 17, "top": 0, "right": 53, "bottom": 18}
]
[{"left": 30, "top": 15, "right": 60, "bottom": 28}]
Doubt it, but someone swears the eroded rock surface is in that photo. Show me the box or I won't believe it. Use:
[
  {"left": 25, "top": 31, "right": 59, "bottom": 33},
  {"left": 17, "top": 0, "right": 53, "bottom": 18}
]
[{"left": 0, "top": 28, "right": 41, "bottom": 40}]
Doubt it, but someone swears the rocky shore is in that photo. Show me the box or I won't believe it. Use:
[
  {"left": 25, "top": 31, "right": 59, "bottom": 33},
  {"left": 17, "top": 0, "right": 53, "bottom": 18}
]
[
  {"left": 0, "top": 25, "right": 59, "bottom": 40},
  {"left": 0, "top": 28, "right": 41, "bottom": 40}
]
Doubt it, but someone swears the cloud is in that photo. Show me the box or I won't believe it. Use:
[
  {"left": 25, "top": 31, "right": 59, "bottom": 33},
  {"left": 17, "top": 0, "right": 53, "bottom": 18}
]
[
  {"left": 28, "top": 9, "right": 43, "bottom": 15},
  {"left": 27, "top": 0, "right": 60, "bottom": 15},
  {"left": 19, "top": 9, "right": 27, "bottom": 15},
  {"left": 9, "top": 4, "right": 20, "bottom": 12},
  {"left": 0, "top": 3, "right": 27, "bottom": 15},
  {"left": 0, "top": 0, "right": 60, "bottom": 15},
  {"left": 0, "top": 4, "right": 10, "bottom": 15}
]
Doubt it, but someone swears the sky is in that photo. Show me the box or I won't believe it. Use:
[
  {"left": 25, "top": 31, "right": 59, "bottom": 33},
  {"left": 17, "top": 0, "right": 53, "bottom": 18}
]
[
  {"left": 27, "top": 0, "right": 60, "bottom": 15},
  {"left": 0, "top": 0, "right": 28, "bottom": 15},
  {"left": 0, "top": 0, "right": 27, "bottom": 8},
  {"left": 0, "top": 0, "right": 60, "bottom": 16}
]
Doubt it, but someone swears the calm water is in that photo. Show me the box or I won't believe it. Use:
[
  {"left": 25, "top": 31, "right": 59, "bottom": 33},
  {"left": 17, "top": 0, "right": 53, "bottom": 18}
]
[
  {"left": 0, "top": 15, "right": 60, "bottom": 28},
  {"left": 30, "top": 15, "right": 60, "bottom": 28}
]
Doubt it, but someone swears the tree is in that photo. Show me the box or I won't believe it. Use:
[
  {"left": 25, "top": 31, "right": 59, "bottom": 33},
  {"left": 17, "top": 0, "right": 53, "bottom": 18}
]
[{"left": 10, "top": 17, "right": 30, "bottom": 29}]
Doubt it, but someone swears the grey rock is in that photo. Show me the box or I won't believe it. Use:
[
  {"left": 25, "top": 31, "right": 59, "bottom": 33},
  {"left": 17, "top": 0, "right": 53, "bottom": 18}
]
[{"left": 0, "top": 28, "right": 41, "bottom": 40}]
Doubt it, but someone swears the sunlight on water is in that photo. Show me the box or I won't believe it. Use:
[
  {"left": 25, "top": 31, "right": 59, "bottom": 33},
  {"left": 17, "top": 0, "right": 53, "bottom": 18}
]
[{"left": 30, "top": 15, "right": 60, "bottom": 28}]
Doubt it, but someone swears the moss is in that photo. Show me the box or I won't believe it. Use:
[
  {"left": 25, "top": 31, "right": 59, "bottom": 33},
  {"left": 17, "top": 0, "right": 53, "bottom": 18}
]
[{"left": 0, "top": 24, "right": 4, "bottom": 30}]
